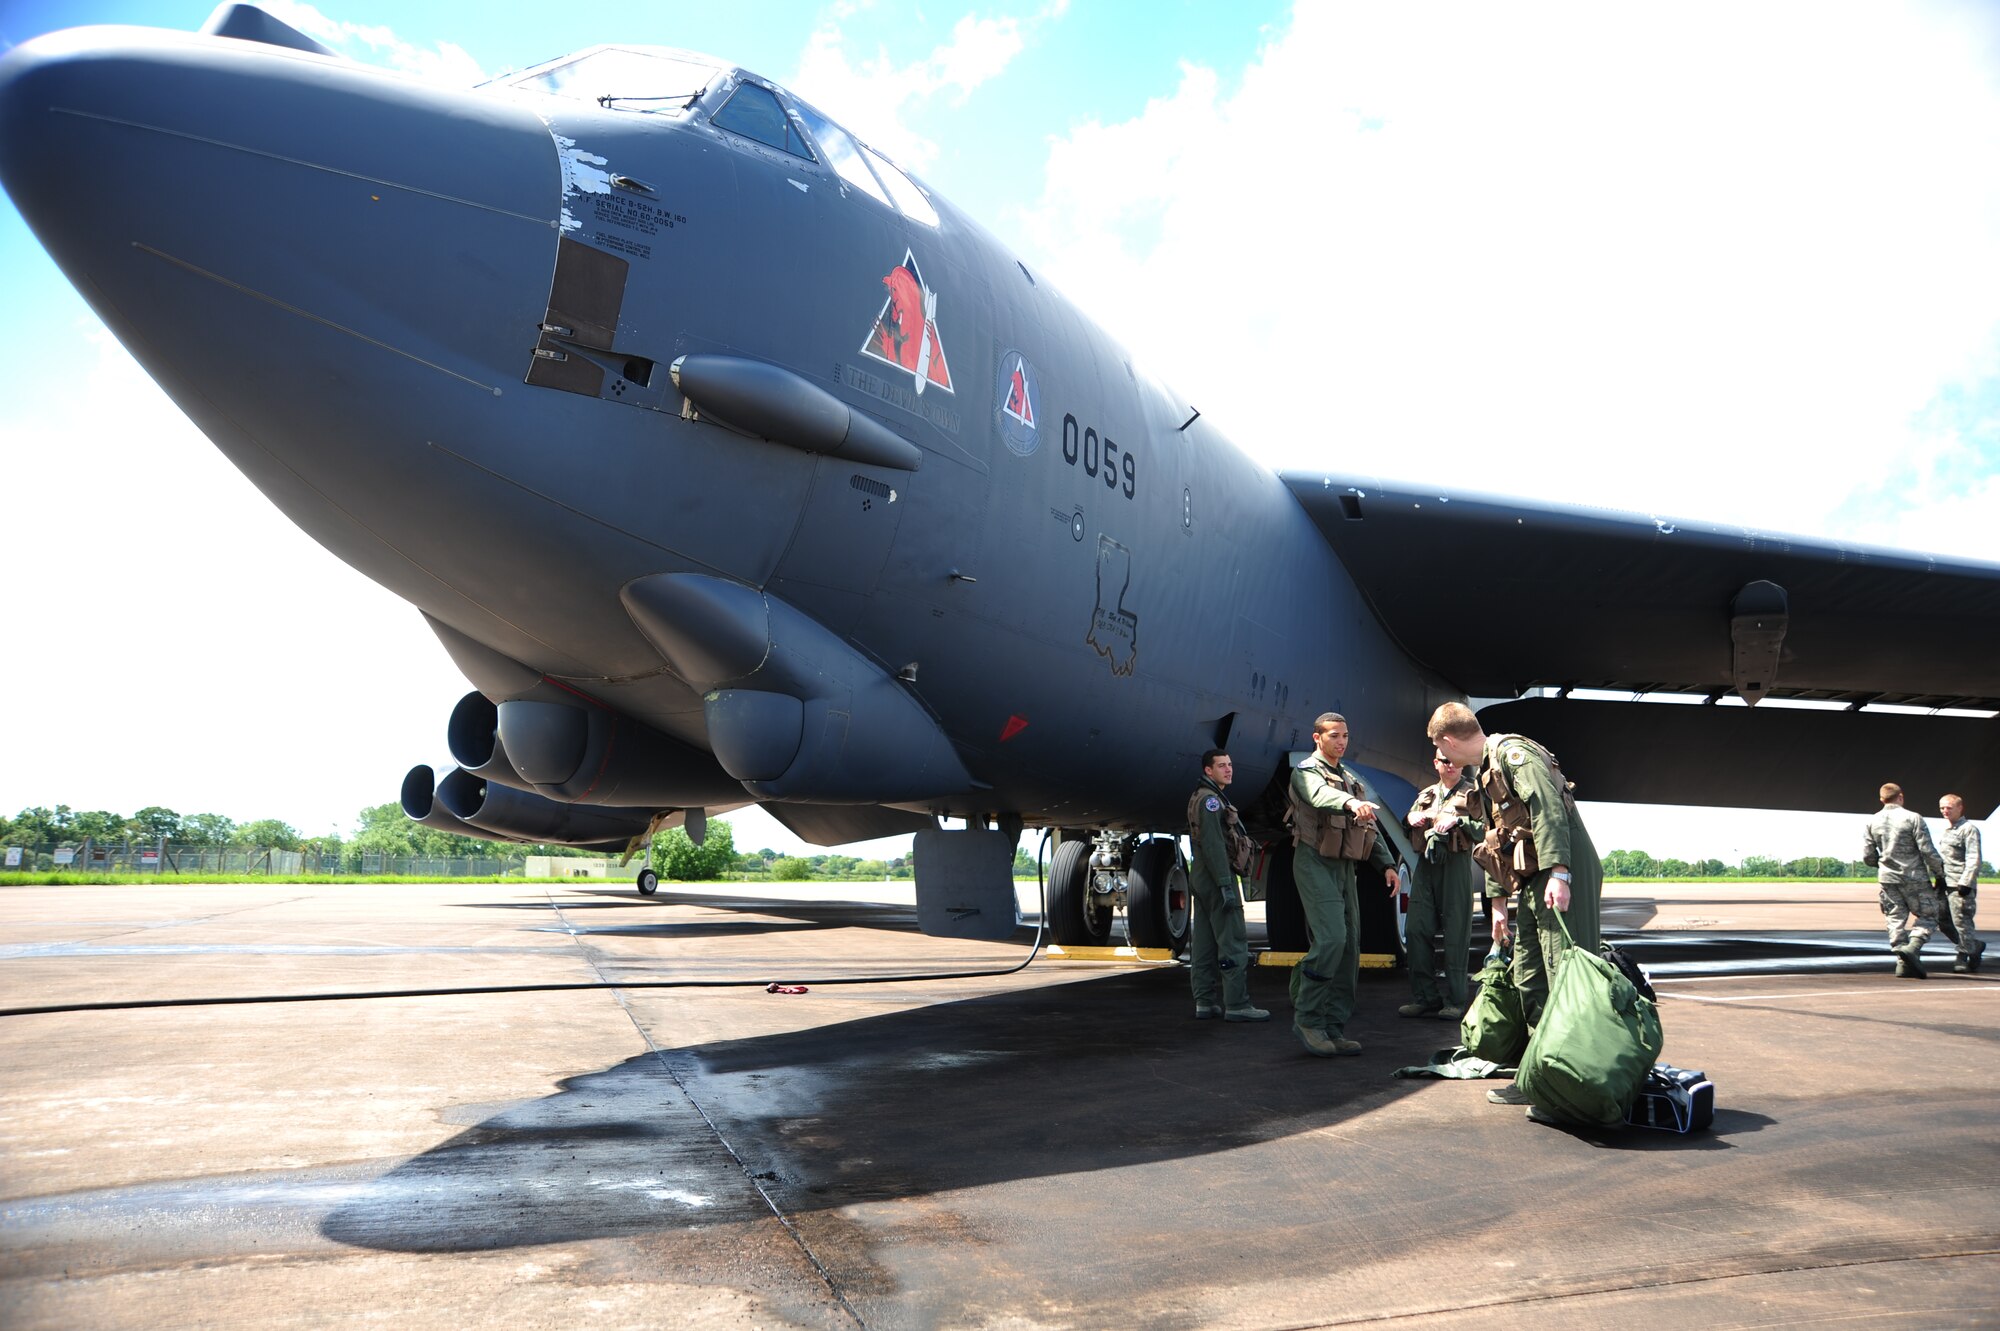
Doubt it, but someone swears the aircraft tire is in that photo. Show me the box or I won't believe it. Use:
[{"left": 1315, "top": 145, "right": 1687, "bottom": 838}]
[
  {"left": 1263, "top": 846, "right": 1308, "bottom": 952},
  {"left": 1046, "top": 840, "right": 1110, "bottom": 946},
  {"left": 636, "top": 867, "right": 660, "bottom": 896},
  {"left": 1126, "top": 838, "right": 1190, "bottom": 951}
]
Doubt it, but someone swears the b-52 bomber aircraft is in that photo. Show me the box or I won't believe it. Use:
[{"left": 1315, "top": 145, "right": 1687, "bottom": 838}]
[{"left": 4, "top": 5, "right": 1997, "bottom": 954}]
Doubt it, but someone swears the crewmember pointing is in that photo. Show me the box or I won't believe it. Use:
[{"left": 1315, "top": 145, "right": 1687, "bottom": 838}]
[{"left": 1287, "top": 712, "right": 1401, "bottom": 1058}]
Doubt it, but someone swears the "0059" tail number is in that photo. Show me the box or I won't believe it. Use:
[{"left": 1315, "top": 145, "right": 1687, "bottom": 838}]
[{"left": 1062, "top": 413, "right": 1136, "bottom": 500}]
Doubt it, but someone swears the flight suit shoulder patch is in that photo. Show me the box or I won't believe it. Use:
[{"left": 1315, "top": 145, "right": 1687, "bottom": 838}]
[
  {"left": 1203, "top": 795, "right": 1222, "bottom": 812},
  {"left": 1504, "top": 745, "right": 1530, "bottom": 765}
]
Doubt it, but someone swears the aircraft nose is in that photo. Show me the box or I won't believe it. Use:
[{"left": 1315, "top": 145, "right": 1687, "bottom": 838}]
[{"left": 0, "top": 23, "right": 557, "bottom": 481}]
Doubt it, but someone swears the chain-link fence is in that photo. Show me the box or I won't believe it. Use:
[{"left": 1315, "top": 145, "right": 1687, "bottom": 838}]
[{"left": 2, "top": 840, "right": 526, "bottom": 876}]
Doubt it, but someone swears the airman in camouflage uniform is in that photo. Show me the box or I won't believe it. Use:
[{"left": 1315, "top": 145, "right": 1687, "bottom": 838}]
[
  {"left": 1863, "top": 783, "right": 1945, "bottom": 978},
  {"left": 1186, "top": 749, "right": 1270, "bottom": 1021},
  {"left": 1427, "top": 702, "right": 1602, "bottom": 1113},
  {"left": 1399, "top": 753, "right": 1484, "bottom": 1020},
  {"left": 1287, "top": 713, "right": 1401, "bottom": 1057},
  {"left": 1936, "top": 793, "right": 1984, "bottom": 973}
]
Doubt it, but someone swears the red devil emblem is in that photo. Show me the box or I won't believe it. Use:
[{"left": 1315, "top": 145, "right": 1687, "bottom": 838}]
[{"left": 861, "top": 250, "right": 953, "bottom": 394}]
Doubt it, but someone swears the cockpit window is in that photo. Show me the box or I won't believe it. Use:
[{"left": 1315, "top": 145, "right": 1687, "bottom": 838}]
[
  {"left": 712, "top": 83, "right": 814, "bottom": 160},
  {"left": 861, "top": 145, "right": 940, "bottom": 227},
  {"left": 504, "top": 47, "right": 718, "bottom": 112},
  {"left": 793, "top": 103, "right": 890, "bottom": 207}
]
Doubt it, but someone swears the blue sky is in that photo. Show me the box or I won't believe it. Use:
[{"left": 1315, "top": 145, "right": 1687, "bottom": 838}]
[{"left": 2, "top": 1, "right": 1995, "bottom": 857}]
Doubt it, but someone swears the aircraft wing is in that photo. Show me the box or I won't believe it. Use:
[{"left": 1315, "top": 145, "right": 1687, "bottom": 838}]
[{"left": 1283, "top": 472, "right": 2000, "bottom": 814}]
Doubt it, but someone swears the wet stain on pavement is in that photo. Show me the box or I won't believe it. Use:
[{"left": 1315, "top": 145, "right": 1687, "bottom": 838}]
[{"left": 525, "top": 920, "right": 835, "bottom": 939}]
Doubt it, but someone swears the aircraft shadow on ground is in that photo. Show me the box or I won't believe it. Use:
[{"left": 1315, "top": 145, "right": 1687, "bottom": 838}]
[
  {"left": 317, "top": 905, "right": 1886, "bottom": 1255},
  {"left": 319, "top": 966, "right": 1501, "bottom": 1253},
  {"left": 536, "top": 919, "right": 840, "bottom": 941}
]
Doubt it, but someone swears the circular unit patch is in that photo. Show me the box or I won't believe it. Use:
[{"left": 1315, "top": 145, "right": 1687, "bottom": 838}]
[{"left": 994, "top": 350, "right": 1041, "bottom": 456}]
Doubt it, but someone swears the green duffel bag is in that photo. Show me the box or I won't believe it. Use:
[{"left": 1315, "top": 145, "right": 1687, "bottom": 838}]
[
  {"left": 1460, "top": 946, "right": 1528, "bottom": 1066},
  {"left": 1517, "top": 911, "right": 1665, "bottom": 1129}
]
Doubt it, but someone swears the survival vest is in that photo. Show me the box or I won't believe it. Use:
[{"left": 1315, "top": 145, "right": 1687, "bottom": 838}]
[
  {"left": 1473, "top": 734, "right": 1577, "bottom": 893},
  {"left": 1188, "top": 780, "right": 1255, "bottom": 877},
  {"left": 1287, "top": 755, "right": 1379, "bottom": 861},
  {"left": 1411, "top": 778, "right": 1479, "bottom": 855}
]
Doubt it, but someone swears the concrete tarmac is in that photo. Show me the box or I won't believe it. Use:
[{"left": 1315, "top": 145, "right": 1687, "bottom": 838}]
[{"left": 2, "top": 880, "right": 1995, "bottom": 1329}]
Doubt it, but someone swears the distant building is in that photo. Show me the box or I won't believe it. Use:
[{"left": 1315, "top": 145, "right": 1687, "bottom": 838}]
[{"left": 525, "top": 856, "right": 611, "bottom": 879}]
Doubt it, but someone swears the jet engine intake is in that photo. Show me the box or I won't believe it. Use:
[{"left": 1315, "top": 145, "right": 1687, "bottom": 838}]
[{"left": 445, "top": 690, "right": 534, "bottom": 792}]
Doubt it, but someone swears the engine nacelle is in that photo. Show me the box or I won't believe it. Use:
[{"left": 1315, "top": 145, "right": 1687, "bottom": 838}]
[
  {"left": 621, "top": 572, "right": 975, "bottom": 804},
  {"left": 434, "top": 767, "right": 653, "bottom": 850},
  {"left": 494, "top": 697, "right": 743, "bottom": 808}
]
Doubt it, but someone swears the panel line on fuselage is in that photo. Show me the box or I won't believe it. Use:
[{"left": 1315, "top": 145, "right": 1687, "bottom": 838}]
[
  {"left": 133, "top": 243, "right": 504, "bottom": 396},
  {"left": 54, "top": 104, "right": 557, "bottom": 228},
  {"left": 423, "top": 439, "right": 734, "bottom": 577}
]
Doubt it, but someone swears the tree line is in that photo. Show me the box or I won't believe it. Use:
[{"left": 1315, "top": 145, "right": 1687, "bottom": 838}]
[
  {"left": 1602, "top": 850, "right": 1993, "bottom": 879},
  {"left": 28, "top": 805, "right": 1974, "bottom": 882},
  {"left": 0, "top": 802, "right": 599, "bottom": 866},
  {"left": 0, "top": 805, "right": 1042, "bottom": 880},
  {"left": 647, "top": 824, "right": 1040, "bottom": 881}
]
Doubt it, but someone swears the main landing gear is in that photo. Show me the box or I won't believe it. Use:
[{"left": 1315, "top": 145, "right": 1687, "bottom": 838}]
[{"left": 1045, "top": 830, "right": 1191, "bottom": 950}]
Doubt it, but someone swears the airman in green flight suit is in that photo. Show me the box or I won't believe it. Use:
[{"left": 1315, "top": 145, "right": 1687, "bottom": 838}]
[
  {"left": 1399, "top": 752, "right": 1484, "bottom": 1020},
  {"left": 1186, "top": 749, "right": 1270, "bottom": 1022},
  {"left": 1429, "top": 701, "right": 1602, "bottom": 1112},
  {"left": 1288, "top": 712, "right": 1401, "bottom": 1057}
]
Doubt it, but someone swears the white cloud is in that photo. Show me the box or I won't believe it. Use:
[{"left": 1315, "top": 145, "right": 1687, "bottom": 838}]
[
  {"left": 262, "top": 0, "right": 487, "bottom": 84},
  {"left": 789, "top": 10, "right": 1035, "bottom": 168},
  {"left": 1010, "top": 1, "right": 2000, "bottom": 557},
  {"left": 930, "top": 15, "right": 1028, "bottom": 103},
  {"left": 0, "top": 316, "right": 470, "bottom": 836}
]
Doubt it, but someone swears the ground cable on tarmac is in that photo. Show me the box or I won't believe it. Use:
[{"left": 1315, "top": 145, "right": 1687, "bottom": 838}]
[{"left": 0, "top": 842, "right": 1055, "bottom": 1019}]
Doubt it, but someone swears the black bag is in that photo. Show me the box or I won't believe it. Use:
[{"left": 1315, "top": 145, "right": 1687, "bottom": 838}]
[
  {"left": 1601, "top": 941, "right": 1655, "bottom": 1001},
  {"left": 1625, "top": 1063, "right": 1714, "bottom": 1133}
]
